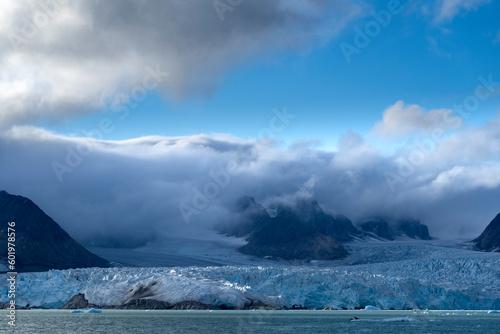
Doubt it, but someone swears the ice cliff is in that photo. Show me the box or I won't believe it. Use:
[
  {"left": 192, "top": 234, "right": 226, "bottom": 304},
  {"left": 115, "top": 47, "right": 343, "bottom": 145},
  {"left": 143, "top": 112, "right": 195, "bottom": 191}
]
[{"left": 2, "top": 252, "right": 499, "bottom": 310}]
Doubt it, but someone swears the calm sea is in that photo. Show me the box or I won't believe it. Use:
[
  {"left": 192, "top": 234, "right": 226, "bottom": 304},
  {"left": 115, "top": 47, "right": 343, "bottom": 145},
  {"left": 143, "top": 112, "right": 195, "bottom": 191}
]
[{"left": 1, "top": 310, "right": 499, "bottom": 333}]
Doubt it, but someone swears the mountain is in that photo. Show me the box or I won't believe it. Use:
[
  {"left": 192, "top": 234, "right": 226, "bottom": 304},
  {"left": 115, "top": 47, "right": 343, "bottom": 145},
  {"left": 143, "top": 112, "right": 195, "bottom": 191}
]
[
  {"left": 396, "top": 219, "right": 431, "bottom": 240},
  {"left": 294, "top": 200, "right": 363, "bottom": 242},
  {"left": 219, "top": 197, "right": 437, "bottom": 260},
  {"left": 473, "top": 213, "right": 500, "bottom": 252},
  {"left": 358, "top": 219, "right": 395, "bottom": 240},
  {"left": 239, "top": 206, "right": 348, "bottom": 260},
  {"left": 358, "top": 218, "right": 431, "bottom": 240},
  {"left": 219, "top": 197, "right": 348, "bottom": 260},
  {"left": 0, "top": 190, "right": 110, "bottom": 272}
]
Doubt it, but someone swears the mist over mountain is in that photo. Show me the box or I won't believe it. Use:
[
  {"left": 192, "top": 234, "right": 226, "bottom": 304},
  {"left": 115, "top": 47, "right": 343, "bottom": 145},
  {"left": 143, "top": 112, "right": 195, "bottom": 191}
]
[
  {"left": 216, "top": 197, "right": 432, "bottom": 261},
  {"left": 1, "top": 121, "right": 500, "bottom": 249},
  {"left": 218, "top": 197, "right": 355, "bottom": 260},
  {"left": 216, "top": 196, "right": 271, "bottom": 238}
]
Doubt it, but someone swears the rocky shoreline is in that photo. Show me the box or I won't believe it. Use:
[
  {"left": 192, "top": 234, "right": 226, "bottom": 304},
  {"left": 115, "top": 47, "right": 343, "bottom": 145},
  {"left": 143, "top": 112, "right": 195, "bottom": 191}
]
[
  {"left": 2, "top": 294, "right": 418, "bottom": 311},
  {"left": 58, "top": 293, "right": 298, "bottom": 310}
]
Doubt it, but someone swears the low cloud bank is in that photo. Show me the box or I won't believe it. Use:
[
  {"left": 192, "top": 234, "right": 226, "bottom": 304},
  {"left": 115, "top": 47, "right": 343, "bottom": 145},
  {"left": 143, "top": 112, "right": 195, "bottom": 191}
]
[{"left": 2, "top": 109, "right": 500, "bottom": 246}]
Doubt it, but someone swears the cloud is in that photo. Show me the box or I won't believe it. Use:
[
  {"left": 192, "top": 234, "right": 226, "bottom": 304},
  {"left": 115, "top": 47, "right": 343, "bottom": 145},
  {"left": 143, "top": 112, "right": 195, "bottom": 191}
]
[
  {"left": 434, "top": 0, "right": 491, "bottom": 23},
  {"left": 1, "top": 110, "right": 500, "bottom": 246},
  {"left": 0, "top": 0, "right": 362, "bottom": 129},
  {"left": 371, "top": 100, "right": 461, "bottom": 138},
  {"left": 429, "top": 164, "right": 500, "bottom": 193}
]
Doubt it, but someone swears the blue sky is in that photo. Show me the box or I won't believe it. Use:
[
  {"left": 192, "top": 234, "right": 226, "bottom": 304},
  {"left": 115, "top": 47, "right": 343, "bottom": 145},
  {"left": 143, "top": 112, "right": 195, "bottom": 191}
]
[{"left": 30, "top": 0, "right": 500, "bottom": 148}]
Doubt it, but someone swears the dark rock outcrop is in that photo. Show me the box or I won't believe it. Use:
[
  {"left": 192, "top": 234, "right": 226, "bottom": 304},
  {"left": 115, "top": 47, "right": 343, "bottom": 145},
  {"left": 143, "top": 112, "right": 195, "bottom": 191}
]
[
  {"left": 473, "top": 213, "right": 500, "bottom": 252},
  {"left": 61, "top": 294, "right": 234, "bottom": 310},
  {"left": 358, "top": 219, "right": 395, "bottom": 240},
  {"left": 296, "top": 200, "right": 362, "bottom": 242},
  {"left": 60, "top": 294, "right": 98, "bottom": 309},
  {"left": 120, "top": 299, "right": 172, "bottom": 309},
  {"left": 358, "top": 218, "right": 431, "bottom": 240},
  {"left": 238, "top": 203, "right": 348, "bottom": 260},
  {"left": 167, "top": 301, "right": 220, "bottom": 310},
  {"left": 0, "top": 190, "right": 110, "bottom": 272},
  {"left": 395, "top": 219, "right": 431, "bottom": 240}
]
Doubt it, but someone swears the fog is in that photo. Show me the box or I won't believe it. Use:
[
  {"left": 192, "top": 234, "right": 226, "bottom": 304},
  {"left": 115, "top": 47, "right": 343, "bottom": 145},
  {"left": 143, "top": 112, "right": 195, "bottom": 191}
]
[{"left": 1, "top": 111, "right": 499, "bottom": 247}]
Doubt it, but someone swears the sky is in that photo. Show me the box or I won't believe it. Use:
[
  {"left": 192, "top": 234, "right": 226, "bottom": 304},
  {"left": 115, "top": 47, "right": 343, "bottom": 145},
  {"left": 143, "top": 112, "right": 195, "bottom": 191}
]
[{"left": 1, "top": 0, "right": 500, "bottom": 247}]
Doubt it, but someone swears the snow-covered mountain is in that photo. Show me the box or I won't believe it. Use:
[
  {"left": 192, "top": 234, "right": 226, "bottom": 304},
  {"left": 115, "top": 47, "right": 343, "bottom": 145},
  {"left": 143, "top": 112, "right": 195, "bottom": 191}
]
[{"left": 3, "top": 240, "right": 499, "bottom": 310}]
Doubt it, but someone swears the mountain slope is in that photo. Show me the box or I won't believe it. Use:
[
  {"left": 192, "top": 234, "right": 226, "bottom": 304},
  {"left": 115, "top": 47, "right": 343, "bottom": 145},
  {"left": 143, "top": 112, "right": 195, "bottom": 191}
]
[
  {"left": 358, "top": 218, "right": 431, "bottom": 240},
  {"left": 0, "top": 190, "right": 110, "bottom": 272},
  {"left": 295, "top": 200, "right": 363, "bottom": 242},
  {"left": 473, "top": 213, "right": 500, "bottom": 252},
  {"left": 358, "top": 219, "right": 395, "bottom": 240},
  {"left": 239, "top": 207, "right": 348, "bottom": 260},
  {"left": 396, "top": 219, "right": 431, "bottom": 240}
]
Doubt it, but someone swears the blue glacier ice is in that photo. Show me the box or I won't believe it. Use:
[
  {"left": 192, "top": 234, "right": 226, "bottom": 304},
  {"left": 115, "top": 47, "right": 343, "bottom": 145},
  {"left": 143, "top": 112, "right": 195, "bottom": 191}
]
[{"left": 2, "top": 240, "right": 499, "bottom": 310}]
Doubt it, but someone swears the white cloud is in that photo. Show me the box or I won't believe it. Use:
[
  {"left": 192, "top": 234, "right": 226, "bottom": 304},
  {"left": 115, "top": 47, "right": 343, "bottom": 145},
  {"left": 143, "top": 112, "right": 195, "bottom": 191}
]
[
  {"left": 0, "top": 0, "right": 362, "bottom": 129},
  {"left": 428, "top": 164, "right": 500, "bottom": 194},
  {"left": 371, "top": 100, "right": 461, "bottom": 138},
  {"left": 434, "top": 0, "right": 491, "bottom": 23},
  {"left": 2, "top": 112, "right": 500, "bottom": 244}
]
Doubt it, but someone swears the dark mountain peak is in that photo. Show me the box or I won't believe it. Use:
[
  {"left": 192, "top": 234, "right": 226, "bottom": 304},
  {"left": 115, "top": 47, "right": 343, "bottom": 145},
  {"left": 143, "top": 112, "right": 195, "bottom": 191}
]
[
  {"left": 236, "top": 196, "right": 270, "bottom": 220},
  {"left": 358, "top": 217, "right": 431, "bottom": 240},
  {"left": 232, "top": 197, "right": 353, "bottom": 260},
  {"left": 395, "top": 219, "right": 431, "bottom": 240},
  {"left": 473, "top": 213, "right": 500, "bottom": 252},
  {"left": 270, "top": 198, "right": 362, "bottom": 242},
  {"left": 239, "top": 204, "right": 347, "bottom": 260},
  {"left": 0, "top": 191, "right": 110, "bottom": 272},
  {"left": 301, "top": 202, "right": 362, "bottom": 242},
  {"left": 358, "top": 218, "right": 395, "bottom": 240}
]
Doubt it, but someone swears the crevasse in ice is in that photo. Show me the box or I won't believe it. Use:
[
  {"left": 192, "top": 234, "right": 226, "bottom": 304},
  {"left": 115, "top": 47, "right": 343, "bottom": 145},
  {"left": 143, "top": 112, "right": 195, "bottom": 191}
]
[{"left": 2, "top": 254, "right": 500, "bottom": 309}]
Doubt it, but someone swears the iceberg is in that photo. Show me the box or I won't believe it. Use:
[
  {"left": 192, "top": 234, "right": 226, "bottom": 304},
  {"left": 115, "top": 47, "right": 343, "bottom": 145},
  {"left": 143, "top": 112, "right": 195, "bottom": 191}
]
[
  {"left": 351, "top": 316, "right": 417, "bottom": 322},
  {"left": 70, "top": 308, "right": 102, "bottom": 313}
]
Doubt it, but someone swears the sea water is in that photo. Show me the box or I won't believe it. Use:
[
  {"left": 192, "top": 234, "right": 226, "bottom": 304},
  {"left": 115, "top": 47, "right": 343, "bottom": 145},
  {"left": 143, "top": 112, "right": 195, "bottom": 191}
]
[{"left": 1, "top": 310, "right": 499, "bottom": 333}]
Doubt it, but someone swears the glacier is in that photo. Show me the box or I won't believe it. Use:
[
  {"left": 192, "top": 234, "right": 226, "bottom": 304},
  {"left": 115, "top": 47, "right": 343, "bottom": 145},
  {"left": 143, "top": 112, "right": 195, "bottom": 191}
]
[{"left": 2, "top": 241, "right": 500, "bottom": 310}]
